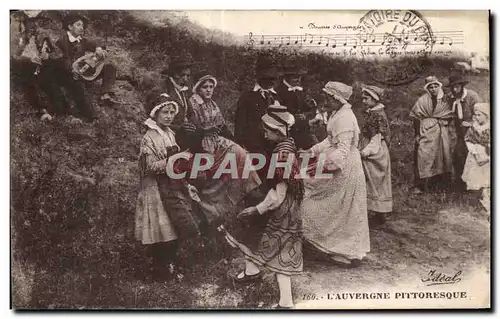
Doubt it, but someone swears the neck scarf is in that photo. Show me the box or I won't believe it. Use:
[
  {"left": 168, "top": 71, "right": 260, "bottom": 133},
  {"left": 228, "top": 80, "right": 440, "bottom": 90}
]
[
  {"left": 451, "top": 88, "right": 468, "bottom": 120},
  {"left": 144, "top": 118, "right": 178, "bottom": 148}
]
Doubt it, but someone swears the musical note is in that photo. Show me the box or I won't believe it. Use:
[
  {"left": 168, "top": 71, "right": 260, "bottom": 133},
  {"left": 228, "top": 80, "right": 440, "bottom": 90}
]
[
  {"left": 304, "top": 33, "right": 314, "bottom": 44},
  {"left": 439, "top": 36, "right": 453, "bottom": 46},
  {"left": 275, "top": 37, "right": 283, "bottom": 47},
  {"left": 402, "top": 30, "right": 409, "bottom": 42},
  {"left": 343, "top": 36, "right": 358, "bottom": 48},
  {"left": 381, "top": 33, "right": 395, "bottom": 46},
  {"left": 359, "top": 30, "right": 376, "bottom": 45},
  {"left": 326, "top": 37, "right": 337, "bottom": 48},
  {"left": 351, "top": 37, "right": 358, "bottom": 49},
  {"left": 244, "top": 29, "right": 464, "bottom": 52}
]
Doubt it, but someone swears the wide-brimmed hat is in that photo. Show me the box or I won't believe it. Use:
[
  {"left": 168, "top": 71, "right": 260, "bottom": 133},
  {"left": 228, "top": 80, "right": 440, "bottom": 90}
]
[
  {"left": 447, "top": 74, "right": 469, "bottom": 87},
  {"left": 322, "top": 81, "right": 353, "bottom": 103},
  {"left": 281, "top": 62, "right": 307, "bottom": 76},
  {"left": 145, "top": 90, "right": 179, "bottom": 118},
  {"left": 255, "top": 55, "right": 280, "bottom": 79},
  {"left": 262, "top": 101, "right": 295, "bottom": 137},
  {"left": 62, "top": 13, "right": 88, "bottom": 31},
  {"left": 161, "top": 54, "right": 194, "bottom": 75},
  {"left": 192, "top": 73, "right": 217, "bottom": 93},
  {"left": 361, "top": 84, "right": 384, "bottom": 101},
  {"left": 424, "top": 76, "right": 443, "bottom": 90},
  {"left": 256, "top": 65, "right": 280, "bottom": 80}
]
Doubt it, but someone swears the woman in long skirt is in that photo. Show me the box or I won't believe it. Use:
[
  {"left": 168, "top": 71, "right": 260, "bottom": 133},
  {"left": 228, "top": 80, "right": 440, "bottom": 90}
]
[
  {"left": 300, "top": 81, "right": 370, "bottom": 268},
  {"left": 135, "top": 90, "right": 205, "bottom": 281},
  {"left": 359, "top": 85, "right": 393, "bottom": 228}
]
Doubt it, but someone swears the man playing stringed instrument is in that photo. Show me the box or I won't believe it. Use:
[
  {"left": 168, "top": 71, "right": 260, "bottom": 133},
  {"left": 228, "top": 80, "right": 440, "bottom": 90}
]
[{"left": 55, "top": 13, "right": 118, "bottom": 122}]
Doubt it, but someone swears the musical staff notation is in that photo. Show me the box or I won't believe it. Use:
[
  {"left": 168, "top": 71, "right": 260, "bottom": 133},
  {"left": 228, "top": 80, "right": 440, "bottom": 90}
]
[{"left": 244, "top": 31, "right": 465, "bottom": 49}]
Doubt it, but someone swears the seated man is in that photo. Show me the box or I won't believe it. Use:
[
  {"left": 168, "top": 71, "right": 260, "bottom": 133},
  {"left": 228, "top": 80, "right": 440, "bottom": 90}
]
[
  {"left": 55, "top": 13, "right": 118, "bottom": 122},
  {"left": 10, "top": 10, "right": 66, "bottom": 121}
]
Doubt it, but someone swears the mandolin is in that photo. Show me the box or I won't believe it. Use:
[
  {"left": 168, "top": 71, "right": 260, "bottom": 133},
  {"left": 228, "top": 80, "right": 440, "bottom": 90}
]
[{"left": 72, "top": 51, "right": 106, "bottom": 81}]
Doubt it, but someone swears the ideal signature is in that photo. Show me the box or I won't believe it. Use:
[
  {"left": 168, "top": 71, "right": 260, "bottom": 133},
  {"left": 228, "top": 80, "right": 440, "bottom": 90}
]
[{"left": 421, "top": 269, "right": 463, "bottom": 286}]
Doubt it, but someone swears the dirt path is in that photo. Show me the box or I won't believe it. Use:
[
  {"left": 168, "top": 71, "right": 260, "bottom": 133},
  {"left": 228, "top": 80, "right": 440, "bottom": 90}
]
[
  {"left": 188, "top": 188, "right": 490, "bottom": 309},
  {"left": 292, "top": 205, "right": 490, "bottom": 309}
]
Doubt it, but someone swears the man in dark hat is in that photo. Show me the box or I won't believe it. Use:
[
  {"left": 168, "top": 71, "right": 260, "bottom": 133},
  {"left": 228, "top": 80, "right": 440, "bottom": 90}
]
[
  {"left": 234, "top": 56, "right": 282, "bottom": 160},
  {"left": 275, "top": 62, "right": 318, "bottom": 150},
  {"left": 159, "top": 54, "right": 195, "bottom": 150},
  {"left": 446, "top": 74, "right": 482, "bottom": 189},
  {"left": 54, "top": 13, "right": 118, "bottom": 122}
]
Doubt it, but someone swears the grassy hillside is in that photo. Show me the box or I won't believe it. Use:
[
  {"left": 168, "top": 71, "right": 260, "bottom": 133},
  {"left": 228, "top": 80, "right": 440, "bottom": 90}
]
[{"left": 11, "top": 10, "right": 490, "bottom": 308}]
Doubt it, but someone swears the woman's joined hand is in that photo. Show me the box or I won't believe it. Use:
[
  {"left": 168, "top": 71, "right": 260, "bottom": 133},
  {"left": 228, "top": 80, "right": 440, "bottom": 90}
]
[
  {"left": 309, "top": 117, "right": 321, "bottom": 126},
  {"left": 360, "top": 149, "right": 369, "bottom": 158},
  {"left": 306, "top": 163, "right": 318, "bottom": 176}
]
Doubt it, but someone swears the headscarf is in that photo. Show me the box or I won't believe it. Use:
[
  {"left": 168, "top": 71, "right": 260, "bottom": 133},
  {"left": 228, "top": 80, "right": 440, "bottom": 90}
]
[
  {"left": 146, "top": 92, "right": 179, "bottom": 119},
  {"left": 472, "top": 103, "right": 490, "bottom": 134},
  {"left": 261, "top": 101, "right": 295, "bottom": 137},
  {"left": 322, "top": 81, "right": 353, "bottom": 104},
  {"left": 474, "top": 103, "right": 490, "bottom": 118},
  {"left": 362, "top": 84, "right": 384, "bottom": 101},
  {"left": 192, "top": 74, "right": 217, "bottom": 94},
  {"left": 144, "top": 92, "right": 179, "bottom": 146},
  {"left": 423, "top": 76, "right": 443, "bottom": 90}
]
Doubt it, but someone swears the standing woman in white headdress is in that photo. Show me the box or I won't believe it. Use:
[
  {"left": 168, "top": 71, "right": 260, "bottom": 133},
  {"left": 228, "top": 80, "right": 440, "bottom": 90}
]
[
  {"left": 461, "top": 103, "right": 491, "bottom": 217},
  {"left": 359, "top": 85, "right": 393, "bottom": 228},
  {"left": 135, "top": 90, "right": 205, "bottom": 282},
  {"left": 300, "top": 81, "right": 370, "bottom": 268},
  {"left": 410, "top": 76, "right": 457, "bottom": 194}
]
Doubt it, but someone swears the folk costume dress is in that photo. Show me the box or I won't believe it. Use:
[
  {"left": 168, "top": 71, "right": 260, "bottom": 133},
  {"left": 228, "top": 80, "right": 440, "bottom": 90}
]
[
  {"left": 223, "top": 137, "right": 305, "bottom": 276},
  {"left": 186, "top": 90, "right": 262, "bottom": 224},
  {"left": 135, "top": 118, "right": 204, "bottom": 245},
  {"left": 410, "top": 79, "right": 457, "bottom": 181},
  {"left": 359, "top": 103, "right": 393, "bottom": 213},
  {"left": 461, "top": 103, "right": 490, "bottom": 213},
  {"left": 301, "top": 82, "right": 370, "bottom": 261}
]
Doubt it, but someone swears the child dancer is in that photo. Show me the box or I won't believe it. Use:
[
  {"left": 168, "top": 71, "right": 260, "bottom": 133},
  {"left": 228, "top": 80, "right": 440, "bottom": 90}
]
[
  {"left": 220, "top": 103, "right": 304, "bottom": 309},
  {"left": 461, "top": 103, "right": 491, "bottom": 218}
]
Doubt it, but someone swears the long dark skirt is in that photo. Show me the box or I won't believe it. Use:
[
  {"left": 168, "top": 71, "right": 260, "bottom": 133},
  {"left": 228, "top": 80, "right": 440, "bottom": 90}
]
[{"left": 158, "top": 176, "right": 207, "bottom": 240}]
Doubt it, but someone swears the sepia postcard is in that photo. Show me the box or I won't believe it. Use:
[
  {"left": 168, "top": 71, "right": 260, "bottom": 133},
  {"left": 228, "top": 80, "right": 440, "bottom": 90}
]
[{"left": 10, "top": 9, "right": 490, "bottom": 310}]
